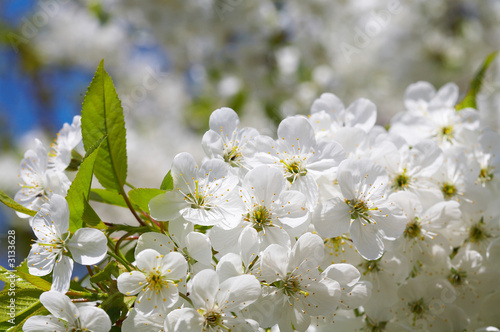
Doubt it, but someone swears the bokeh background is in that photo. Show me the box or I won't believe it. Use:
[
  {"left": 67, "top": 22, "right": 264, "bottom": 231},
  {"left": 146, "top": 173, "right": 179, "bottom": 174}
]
[{"left": 1, "top": 0, "right": 500, "bottom": 269}]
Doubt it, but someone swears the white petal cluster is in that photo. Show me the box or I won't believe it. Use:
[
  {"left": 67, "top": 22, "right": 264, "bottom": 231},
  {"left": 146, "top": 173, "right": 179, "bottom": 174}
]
[
  {"left": 27, "top": 195, "right": 108, "bottom": 294},
  {"left": 20, "top": 80, "right": 500, "bottom": 331},
  {"left": 135, "top": 81, "right": 500, "bottom": 331},
  {"left": 23, "top": 291, "right": 111, "bottom": 332},
  {"left": 15, "top": 115, "right": 84, "bottom": 217}
]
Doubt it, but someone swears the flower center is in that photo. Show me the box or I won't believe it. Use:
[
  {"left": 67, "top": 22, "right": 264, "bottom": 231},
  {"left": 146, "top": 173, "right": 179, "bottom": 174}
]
[
  {"left": 244, "top": 206, "right": 272, "bottom": 232},
  {"left": 478, "top": 167, "right": 494, "bottom": 184},
  {"left": 361, "top": 258, "right": 381, "bottom": 275},
  {"left": 467, "top": 217, "right": 490, "bottom": 243},
  {"left": 440, "top": 125, "right": 454, "bottom": 141},
  {"left": 448, "top": 267, "right": 467, "bottom": 286},
  {"left": 223, "top": 145, "right": 243, "bottom": 167},
  {"left": 408, "top": 298, "right": 428, "bottom": 325},
  {"left": 146, "top": 272, "right": 167, "bottom": 291},
  {"left": 199, "top": 308, "right": 225, "bottom": 329},
  {"left": 185, "top": 180, "right": 210, "bottom": 210},
  {"left": 393, "top": 170, "right": 410, "bottom": 190},
  {"left": 272, "top": 274, "right": 309, "bottom": 298},
  {"left": 281, "top": 159, "right": 307, "bottom": 183},
  {"left": 365, "top": 316, "right": 388, "bottom": 332},
  {"left": 345, "top": 199, "right": 377, "bottom": 224},
  {"left": 441, "top": 182, "right": 457, "bottom": 199},
  {"left": 404, "top": 218, "right": 423, "bottom": 239}
]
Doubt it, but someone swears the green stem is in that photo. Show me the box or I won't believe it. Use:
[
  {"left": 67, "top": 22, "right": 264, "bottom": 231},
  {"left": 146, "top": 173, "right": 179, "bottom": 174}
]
[
  {"left": 120, "top": 191, "right": 147, "bottom": 226},
  {"left": 125, "top": 181, "right": 137, "bottom": 190},
  {"left": 107, "top": 251, "right": 132, "bottom": 272},
  {"left": 179, "top": 292, "right": 194, "bottom": 307},
  {"left": 115, "top": 231, "right": 135, "bottom": 257},
  {"left": 107, "top": 237, "right": 133, "bottom": 271}
]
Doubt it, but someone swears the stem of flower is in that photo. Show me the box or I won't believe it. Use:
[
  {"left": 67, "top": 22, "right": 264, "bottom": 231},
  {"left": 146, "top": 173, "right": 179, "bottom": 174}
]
[
  {"left": 120, "top": 191, "right": 147, "bottom": 226},
  {"left": 125, "top": 181, "right": 137, "bottom": 190},
  {"left": 179, "top": 292, "right": 194, "bottom": 307},
  {"left": 86, "top": 265, "right": 107, "bottom": 292},
  {"left": 107, "top": 237, "right": 133, "bottom": 271}
]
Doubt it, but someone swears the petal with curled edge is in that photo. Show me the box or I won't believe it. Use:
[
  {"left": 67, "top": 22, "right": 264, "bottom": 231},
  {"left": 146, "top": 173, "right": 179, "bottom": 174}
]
[
  {"left": 39, "top": 291, "right": 79, "bottom": 324},
  {"left": 78, "top": 306, "right": 112, "bottom": 332},
  {"left": 322, "top": 263, "right": 361, "bottom": 288}
]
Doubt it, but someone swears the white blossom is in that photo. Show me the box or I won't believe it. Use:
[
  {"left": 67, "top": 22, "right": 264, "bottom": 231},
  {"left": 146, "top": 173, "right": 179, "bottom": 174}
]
[{"left": 27, "top": 195, "right": 107, "bottom": 293}]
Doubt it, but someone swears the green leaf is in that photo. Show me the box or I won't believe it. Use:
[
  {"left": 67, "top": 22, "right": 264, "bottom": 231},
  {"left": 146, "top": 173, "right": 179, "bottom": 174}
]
[
  {"left": 0, "top": 306, "right": 49, "bottom": 332},
  {"left": 100, "top": 281, "right": 128, "bottom": 324},
  {"left": 129, "top": 188, "right": 166, "bottom": 213},
  {"left": 0, "top": 265, "right": 40, "bottom": 292},
  {"left": 124, "top": 245, "right": 136, "bottom": 263},
  {"left": 0, "top": 190, "right": 37, "bottom": 217},
  {"left": 0, "top": 288, "right": 42, "bottom": 324},
  {"left": 82, "top": 200, "right": 106, "bottom": 229},
  {"left": 456, "top": 51, "right": 499, "bottom": 110},
  {"left": 107, "top": 225, "right": 152, "bottom": 234},
  {"left": 90, "top": 261, "right": 119, "bottom": 284},
  {"left": 66, "top": 137, "right": 105, "bottom": 232},
  {"left": 3, "top": 262, "right": 88, "bottom": 297},
  {"left": 90, "top": 189, "right": 128, "bottom": 208},
  {"left": 14, "top": 270, "right": 52, "bottom": 292},
  {"left": 81, "top": 60, "right": 128, "bottom": 192},
  {"left": 160, "top": 170, "right": 174, "bottom": 191}
]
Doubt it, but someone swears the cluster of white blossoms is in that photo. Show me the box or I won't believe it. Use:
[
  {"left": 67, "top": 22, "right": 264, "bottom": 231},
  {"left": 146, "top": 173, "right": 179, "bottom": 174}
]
[{"left": 15, "top": 81, "right": 500, "bottom": 331}]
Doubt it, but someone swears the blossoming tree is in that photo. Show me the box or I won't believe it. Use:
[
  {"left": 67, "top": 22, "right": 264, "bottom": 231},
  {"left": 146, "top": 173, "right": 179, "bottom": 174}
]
[{"left": 1, "top": 54, "right": 500, "bottom": 331}]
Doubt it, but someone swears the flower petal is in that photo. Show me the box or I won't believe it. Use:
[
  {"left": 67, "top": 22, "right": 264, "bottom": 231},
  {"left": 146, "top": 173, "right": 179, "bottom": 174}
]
[
  {"left": 122, "top": 309, "right": 165, "bottom": 332},
  {"left": 78, "top": 306, "right": 112, "bottom": 332},
  {"left": 313, "top": 198, "right": 351, "bottom": 238},
  {"left": 166, "top": 308, "right": 203, "bottom": 332},
  {"left": 27, "top": 243, "right": 57, "bottom": 276},
  {"left": 135, "top": 232, "right": 174, "bottom": 257},
  {"left": 277, "top": 116, "right": 316, "bottom": 153},
  {"left": 301, "top": 278, "right": 341, "bottom": 316},
  {"left": 51, "top": 255, "right": 73, "bottom": 294},
  {"left": 350, "top": 220, "right": 384, "bottom": 260},
  {"left": 289, "top": 232, "right": 324, "bottom": 268},
  {"left": 209, "top": 107, "right": 239, "bottom": 137},
  {"left": 117, "top": 271, "right": 147, "bottom": 296},
  {"left": 189, "top": 269, "right": 219, "bottom": 309},
  {"left": 322, "top": 263, "right": 361, "bottom": 287},
  {"left": 39, "top": 291, "right": 79, "bottom": 323},
  {"left": 135, "top": 249, "right": 163, "bottom": 273},
  {"left": 136, "top": 286, "right": 179, "bottom": 315},
  {"left": 185, "top": 231, "right": 212, "bottom": 264},
  {"left": 67, "top": 228, "right": 107, "bottom": 265},
  {"left": 149, "top": 190, "right": 189, "bottom": 222},
  {"left": 345, "top": 98, "right": 377, "bottom": 131},
  {"left": 216, "top": 274, "right": 261, "bottom": 311},
  {"left": 23, "top": 315, "right": 66, "bottom": 332},
  {"left": 238, "top": 226, "right": 259, "bottom": 268},
  {"left": 159, "top": 252, "right": 187, "bottom": 280},
  {"left": 261, "top": 244, "right": 289, "bottom": 282}
]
